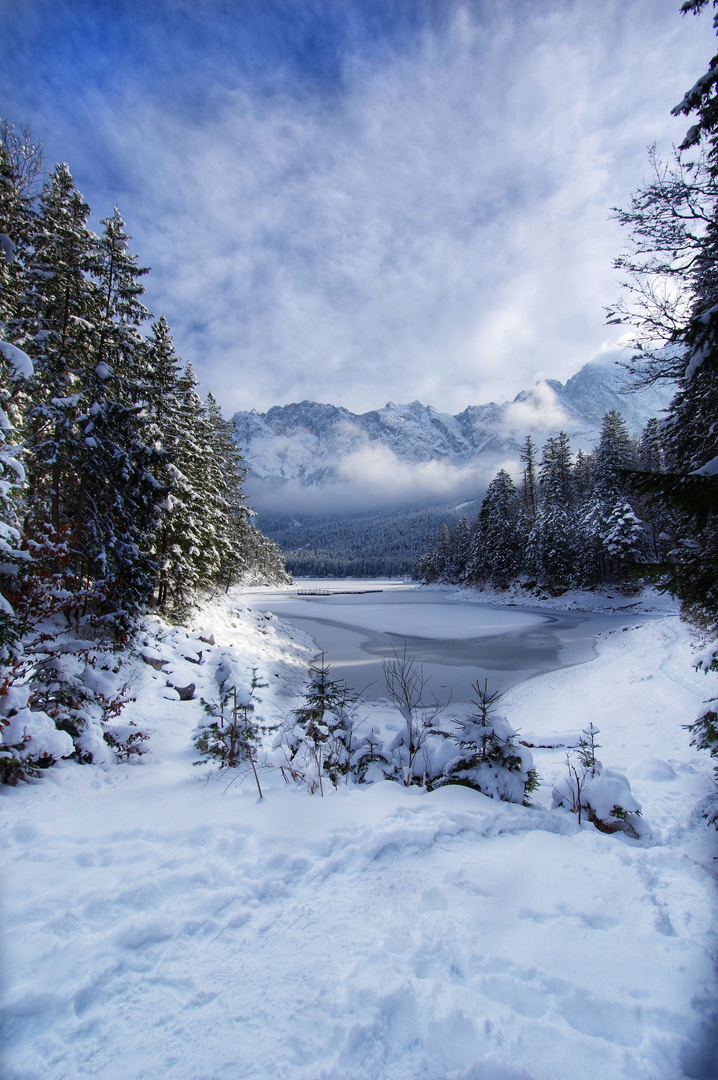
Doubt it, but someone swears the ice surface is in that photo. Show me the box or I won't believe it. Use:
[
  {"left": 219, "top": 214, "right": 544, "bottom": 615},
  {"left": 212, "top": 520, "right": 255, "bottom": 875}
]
[{"left": 265, "top": 594, "right": 544, "bottom": 640}]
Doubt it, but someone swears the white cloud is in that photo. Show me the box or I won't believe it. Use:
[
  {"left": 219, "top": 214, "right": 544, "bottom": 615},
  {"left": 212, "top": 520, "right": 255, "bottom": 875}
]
[
  {"left": 9, "top": 0, "right": 716, "bottom": 415},
  {"left": 244, "top": 406, "right": 531, "bottom": 516},
  {"left": 246, "top": 440, "right": 513, "bottom": 517},
  {"left": 585, "top": 339, "right": 634, "bottom": 370},
  {"left": 503, "top": 380, "right": 570, "bottom": 433}
]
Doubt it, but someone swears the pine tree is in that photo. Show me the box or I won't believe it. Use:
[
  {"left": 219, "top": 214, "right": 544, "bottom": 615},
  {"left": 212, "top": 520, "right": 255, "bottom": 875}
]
[
  {"left": 572, "top": 449, "right": 594, "bottom": 502},
  {"left": 450, "top": 515, "right": 471, "bottom": 580},
  {"left": 636, "top": 418, "right": 673, "bottom": 562},
  {"left": 593, "top": 410, "right": 635, "bottom": 501},
  {"left": 17, "top": 164, "right": 98, "bottom": 619},
  {"left": 601, "top": 500, "right": 645, "bottom": 570},
  {"left": 437, "top": 680, "right": 537, "bottom": 804},
  {"left": 612, "top": 0, "right": 718, "bottom": 822},
  {"left": 0, "top": 343, "right": 32, "bottom": 655},
  {"left": 141, "top": 316, "right": 185, "bottom": 609},
  {"left": 526, "top": 433, "right": 575, "bottom": 586},
  {"left": 157, "top": 361, "right": 217, "bottom": 611},
  {"left": 584, "top": 412, "right": 644, "bottom": 581},
  {"left": 638, "top": 418, "right": 666, "bottom": 474},
  {"left": 286, "top": 655, "right": 353, "bottom": 794},
  {"left": 25, "top": 165, "right": 94, "bottom": 521},
  {"left": 437, "top": 522, "right": 452, "bottom": 581},
  {"left": 519, "top": 434, "right": 538, "bottom": 525},
  {"left": 574, "top": 495, "right": 606, "bottom": 587},
  {"left": 612, "top": 2, "right": 718, "bottom": 630},
  {"left": 0, "top": 126, "right": 41, "bottom": 653},
  {"left": 69, "top": 208, "right": 157, "bottom": 617},
  {"left": 195, "top": 672, "right": 266, "bottom": 797},
  {"left": 417, "top": 533, "right": 439, "bottom": 582},
  {"left": 0, "top": 121, "right": 43, "bottom": 330},
  {"left": 469, "top": 470, "right": 522, "bottom": 588},
  {"left": 204, "top": 392, "right": 250, "bottom": 590},
  {"left": 540, "top": 432, "right": 574, "bottom": 506},
  {"left": 349, "top": 726, "right": 397, "bottom": 784}
]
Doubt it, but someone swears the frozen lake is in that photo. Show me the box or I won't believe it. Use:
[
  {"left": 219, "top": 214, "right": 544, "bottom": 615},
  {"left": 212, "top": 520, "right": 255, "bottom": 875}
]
[{"left": 242, "top": 580, "right": 648, "bottom": 704}]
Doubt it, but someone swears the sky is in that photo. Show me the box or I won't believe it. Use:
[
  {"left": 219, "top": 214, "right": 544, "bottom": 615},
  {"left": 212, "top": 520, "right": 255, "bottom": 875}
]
[{"left": 1, "top": 0, "right": 716, "bottom": 417}]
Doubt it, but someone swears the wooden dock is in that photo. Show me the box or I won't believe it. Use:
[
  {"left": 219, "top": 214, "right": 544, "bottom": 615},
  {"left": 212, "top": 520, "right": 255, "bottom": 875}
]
[{"left": 297, "top": 589, "right": 384, "bottom": 596}]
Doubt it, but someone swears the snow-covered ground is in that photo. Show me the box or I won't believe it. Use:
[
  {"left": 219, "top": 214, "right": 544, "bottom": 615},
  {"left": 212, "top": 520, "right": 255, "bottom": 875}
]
[{"left": 1, "top": 587, "right": 717, "bottom": 1080}]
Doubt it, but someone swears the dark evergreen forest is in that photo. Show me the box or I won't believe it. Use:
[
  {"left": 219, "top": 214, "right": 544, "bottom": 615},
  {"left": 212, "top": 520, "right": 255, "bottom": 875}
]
[
  {"left": 418, "top": 414, "right": 664, "bottom": 591},
  {"left": 0, "top": 120, "right": 287, "bottom": 654},
  {"left": 259, "top": 501, "right": 480, "bottom": 579},
  {"left": 0, "top": 122, "right": 288, "bottom": 780}
]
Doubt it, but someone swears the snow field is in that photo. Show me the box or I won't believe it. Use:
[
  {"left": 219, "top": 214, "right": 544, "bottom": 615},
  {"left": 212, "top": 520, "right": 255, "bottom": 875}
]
[{"left": 1, "top": 591, "right": 717, "bottom": 1080}]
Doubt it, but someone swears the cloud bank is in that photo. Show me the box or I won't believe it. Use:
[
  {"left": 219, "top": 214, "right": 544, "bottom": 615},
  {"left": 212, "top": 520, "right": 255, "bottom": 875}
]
[
  {"left": 245, "top": 444, "right": 517, "bottom": 518},
  {"left": 1, "top": 0, "right": 715, "bottom": 415}
]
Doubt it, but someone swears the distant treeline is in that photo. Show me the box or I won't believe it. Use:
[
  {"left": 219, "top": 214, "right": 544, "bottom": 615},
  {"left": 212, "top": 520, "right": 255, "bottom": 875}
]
[
  {"left": 417, "top": 412, "right": 669, "bottom": 589},
  {"left": 258, "top": 501, "right": 480, "bottom": 578}
]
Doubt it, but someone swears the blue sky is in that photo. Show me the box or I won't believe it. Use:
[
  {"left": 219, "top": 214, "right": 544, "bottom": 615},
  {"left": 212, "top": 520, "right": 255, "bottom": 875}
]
[{"left": 1, "top": 0, "right": 716, "bottom": 415}]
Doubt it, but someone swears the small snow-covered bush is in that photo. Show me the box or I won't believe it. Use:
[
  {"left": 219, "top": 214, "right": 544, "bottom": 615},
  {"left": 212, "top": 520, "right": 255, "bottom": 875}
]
[
  {"left": 435, "top": 681, "right": 538, "bottom": 804},
  {"left": 349, "top": 727, "right": 397, "bottom": 784},
  {"left": 687, "top": 709, "right": 718, "bottom": 828},
  {"left": 279, "top": 655, "right": 360, "bottom": 795},
  {"left": 0, "top": 680, "right": 74, "bottom": 784},
  {"left": 194, "top": 667, "right": 269, "bottom": 796},
  {"left": 552, "top": 723, "right": 642, "bottom": 836},
  {"left": 1, "top": 636, "right": 146, "bottom": 783},
  {"left": 383, "top": 645, "right": 449, "bottom": 786},
  {"left": 689, "top": 642, "right": 718, "bottom": 828}
]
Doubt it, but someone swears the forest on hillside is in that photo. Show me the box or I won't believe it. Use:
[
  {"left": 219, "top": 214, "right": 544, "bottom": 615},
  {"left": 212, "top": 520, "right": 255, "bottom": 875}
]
[
  {"left": 260, "top": 501, "right": 480, "bottom": 579},
  {"left": 0, "top": 122, "right": 287, "bottom": 782},
  {"left": 419, "top": 412, "right": 666, "bottom": 591}
]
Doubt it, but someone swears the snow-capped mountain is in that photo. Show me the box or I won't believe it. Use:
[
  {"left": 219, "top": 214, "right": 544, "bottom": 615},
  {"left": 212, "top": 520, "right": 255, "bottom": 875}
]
[{"left": 232, "top": 358, "right": 673, "bottom": 491}]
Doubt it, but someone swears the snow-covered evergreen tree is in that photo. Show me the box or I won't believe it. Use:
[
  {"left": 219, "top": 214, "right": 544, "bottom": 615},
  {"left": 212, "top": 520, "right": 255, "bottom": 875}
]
[
  {"left": 24, "top": 164, "right": 97, "bottom": 551},
  {"left": 526, "top": 433, "right": 576, "bottom": 586},
  {"left": 593, "top": 410, "right": 635, "bottom": 500},
  {"left": 469, "top": 469, "right": 522, "bottom": 587},
  {"left": 0, "top": 120, "right": 289, "bottom": 786},
  {"left": 204, "top": 392, "right": 250, "bottom": 590},
  {"left": 0, "top": 343, "right": 32, "bottom": 656},
  {"left": 349, "top": 726, "right": 397, "bottom": 784},
  {"left": 574, "top": 494, "right": 605, "bottom": 587},
  {"left": 0, "top": 128, "right": 40, "bottom": 654},
  {"left": 417, "top": 533, "right": 440, "bottom": 582},
  {"left": 70, "top": 208, "right": 157, "bottom": 618},
  {"left": 612, "top": 2, "right": 718, "bottom": 632},
  {"left": 519, "top": 434, "right": 538, "bottom": 530},
  {"left": 0, "top": 122, "right": 43, "bottom": 331},
  {"left": 437, "top": 680, "right": 537, "bottom": 803},
  {"left": 141, "top": 316, "right": 186, "bottom": 609},
  {"left": 635, "top": 418, "right": 673, "bottom": 562},
  {"left": 284, "top": 655, "right": 355, "bottom": 795},
  {"left": 195, "top": 671, "right": 266, "bottom": 797},
  {"left": 450, "top": 515, "right": 472, "bottom": 580}
]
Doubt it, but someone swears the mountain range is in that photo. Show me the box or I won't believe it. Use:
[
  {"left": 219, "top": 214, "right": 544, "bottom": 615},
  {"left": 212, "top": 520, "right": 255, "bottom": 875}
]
[
  {"left": 232, "top": 358, "right": 672, "bottom": 501},
  {"left": 231, "top": 358, "right": 674, "bottom": 577}
]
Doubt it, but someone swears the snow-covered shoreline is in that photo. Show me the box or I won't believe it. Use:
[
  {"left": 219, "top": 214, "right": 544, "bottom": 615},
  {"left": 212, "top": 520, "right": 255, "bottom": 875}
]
[
  {"left": 419, "top": 578, "right": 682, "bottom": 617},
  {"left": 1, "top": 586, "right": 716, "bottom": 1080}
]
